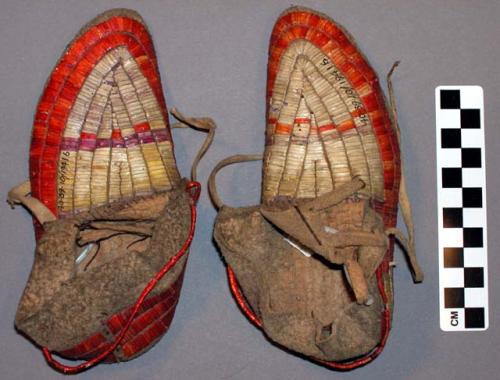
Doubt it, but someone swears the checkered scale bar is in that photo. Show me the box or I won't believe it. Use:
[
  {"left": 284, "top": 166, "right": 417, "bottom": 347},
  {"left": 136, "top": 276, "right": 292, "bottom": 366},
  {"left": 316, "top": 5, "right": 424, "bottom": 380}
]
[{"left": 436, "top": 86, "right": 488, "bottom": 331}]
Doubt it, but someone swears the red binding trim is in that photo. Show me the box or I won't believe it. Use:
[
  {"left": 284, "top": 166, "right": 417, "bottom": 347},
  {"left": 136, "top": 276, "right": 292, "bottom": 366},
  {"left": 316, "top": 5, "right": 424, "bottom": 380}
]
[
  {"left": 42, "top": 181, "right": 201, "bottom": 374},
  {"left": 227, "top": 268, "right": 262, "bottom": 328}
]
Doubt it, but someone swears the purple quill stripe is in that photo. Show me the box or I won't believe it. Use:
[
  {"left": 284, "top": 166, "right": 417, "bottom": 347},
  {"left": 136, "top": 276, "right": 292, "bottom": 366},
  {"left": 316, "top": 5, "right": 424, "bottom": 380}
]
[
  {"left": 138, "top": 131, "right": 154, "bottom": 144},
  {"left": 60, "top": 137, "right": 79, "bottom": 151},
  {"left": 80, "top": 139, "right": 97, "bottom": 152},
  {"left": 59, "top": 131, "right": 168, "bottom": 152},
  {"left": 123, "top": 133, "right": 139, "bottom": 147},
  {"left": 96, "top": 139, "right": 111, "bottom": 148}
]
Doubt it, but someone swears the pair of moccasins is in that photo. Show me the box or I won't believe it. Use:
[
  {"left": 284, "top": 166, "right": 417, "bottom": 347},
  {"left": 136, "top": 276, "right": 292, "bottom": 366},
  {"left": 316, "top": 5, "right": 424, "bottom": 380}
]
[{"left": 8, "top": 7, "right": 423, "bottom": 374}]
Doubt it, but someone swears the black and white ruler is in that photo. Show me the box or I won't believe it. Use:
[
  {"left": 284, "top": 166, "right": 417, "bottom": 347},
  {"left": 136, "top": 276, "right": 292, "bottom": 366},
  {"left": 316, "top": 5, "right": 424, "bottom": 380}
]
[{"left": 436, "top": 86, "right": 488, "bottom": 331}]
